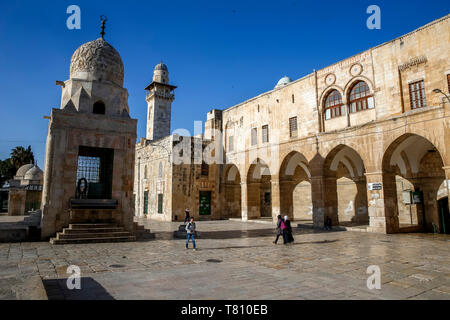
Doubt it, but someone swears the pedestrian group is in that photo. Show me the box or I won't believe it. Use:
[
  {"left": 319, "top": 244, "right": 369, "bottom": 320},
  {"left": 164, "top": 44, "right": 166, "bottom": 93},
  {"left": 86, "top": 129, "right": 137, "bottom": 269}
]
[{"left": 273, "top": 215, "right": 294, "bottom": 245}]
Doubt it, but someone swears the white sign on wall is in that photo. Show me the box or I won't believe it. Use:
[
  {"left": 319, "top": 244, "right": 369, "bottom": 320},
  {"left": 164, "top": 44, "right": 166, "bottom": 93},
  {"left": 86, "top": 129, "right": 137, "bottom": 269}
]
[{"left": 368, "top": 182, "right": 382, "bottom": 191}]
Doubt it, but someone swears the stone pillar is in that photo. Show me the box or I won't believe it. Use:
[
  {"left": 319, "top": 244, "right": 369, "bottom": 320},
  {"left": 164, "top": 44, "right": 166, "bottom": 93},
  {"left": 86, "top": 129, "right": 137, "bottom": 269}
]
[
  {"left": 324, "top": 176, "right": 339, "bottom": 226},
  {"left": 366, "top": 172, "right": 399, "bottom": 233},
  {"left": 240, "top": 182, "right": 248, "bottom": 221},
  {"left": 247, "top": 182, "right": 261, "bottom": 219},
  {"left": 310, "top": 175, "right": 326, "bottom": 228},
  {"left": 279, "top": 180, "right": 294, "bottom": 220},
  {"left": 416, "top": 177, "right": 445, "bottom": 232},
  {"left": 271, "top": 179, "right": 281, "bottom": 222}
]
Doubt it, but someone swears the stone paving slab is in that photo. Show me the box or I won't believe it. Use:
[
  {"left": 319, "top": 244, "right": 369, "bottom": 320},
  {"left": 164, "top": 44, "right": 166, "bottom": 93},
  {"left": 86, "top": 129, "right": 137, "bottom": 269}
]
[{"left": 0, "top": 220, "right": 449, "bottom": 299}]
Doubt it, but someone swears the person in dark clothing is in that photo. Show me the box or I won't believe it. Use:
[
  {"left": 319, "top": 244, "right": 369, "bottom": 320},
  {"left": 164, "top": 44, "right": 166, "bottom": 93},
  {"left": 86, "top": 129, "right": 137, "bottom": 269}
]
[
  {"left": 184, "top": 208, "right": 190, "bottom": 224},
  {"left": 283, "top": 215, "right": 294, "bottom": 244},
  {"left": 273, "top": 215, "right": 283, "bottom": 244},
  {"left": 324, "top": 216, "right": 332, "bottom": 230}
]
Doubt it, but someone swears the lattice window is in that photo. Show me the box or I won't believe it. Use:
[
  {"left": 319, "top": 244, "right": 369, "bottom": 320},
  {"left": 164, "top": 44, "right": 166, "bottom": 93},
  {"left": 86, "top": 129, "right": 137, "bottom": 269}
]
[
  {"left": 76, "top": 156, "right": 100, "bottom": 183},
  {"left": 324, "top": 90, "right": 344, "bottom": 119},
  {"left": 262, "top": 125, "right": 269, "bottom": 143},
  {"left": 289, "top": 117, "right": 298, "bottom": 137},
  {"left": 409, "top": 80, "right": 426, "bottom": 109},
  {"left": 447, "top": 74, "right": 450, "bottom": 92},
  {"left": 349, "top": 81, "right": 374, "bottom": 113},
  {"left": 76, "top": 146, "right": 114, "bottom": 199}
]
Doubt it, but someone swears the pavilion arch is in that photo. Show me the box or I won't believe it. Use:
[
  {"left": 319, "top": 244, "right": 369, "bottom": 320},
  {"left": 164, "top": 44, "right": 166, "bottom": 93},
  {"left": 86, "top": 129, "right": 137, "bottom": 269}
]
[
  {"left": 246, "top": 158, "right": 272, "bottom": 219},
  {"left": 382, "top": 131, "right": 447, "bottom": 168},
  {"left": 223, "top": 163, "right": 242, "bottom": 218},
  {"left": 323, "top": 144, "right": 369, "bottom": 227},
  {"left": 382, "top": 133, "right": 449, "bottom": 233},
  {"left": 279, "top": 151, "right": 313, "bottom": 222}
]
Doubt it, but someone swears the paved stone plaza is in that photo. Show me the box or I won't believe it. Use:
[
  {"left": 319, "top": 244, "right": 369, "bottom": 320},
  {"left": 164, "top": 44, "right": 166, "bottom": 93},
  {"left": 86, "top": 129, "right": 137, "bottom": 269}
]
[{"left": 0, "top": 219, "right": 449, "bottom": 300}]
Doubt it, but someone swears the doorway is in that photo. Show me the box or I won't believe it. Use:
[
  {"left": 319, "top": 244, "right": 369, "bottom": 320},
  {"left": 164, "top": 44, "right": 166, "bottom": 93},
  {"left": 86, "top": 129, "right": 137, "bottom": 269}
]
[
  {"left": 199, "top": 191, "right": 211, "bottom": 216},
  {"left": 438, "top": 197, "right": 449, "bottom": 234}
]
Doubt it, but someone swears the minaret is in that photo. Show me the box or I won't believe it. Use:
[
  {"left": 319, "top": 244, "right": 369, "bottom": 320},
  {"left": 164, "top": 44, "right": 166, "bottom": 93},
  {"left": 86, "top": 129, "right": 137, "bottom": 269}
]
[{"left": 145, "top": 62, "right": 176, "bottom": 140}]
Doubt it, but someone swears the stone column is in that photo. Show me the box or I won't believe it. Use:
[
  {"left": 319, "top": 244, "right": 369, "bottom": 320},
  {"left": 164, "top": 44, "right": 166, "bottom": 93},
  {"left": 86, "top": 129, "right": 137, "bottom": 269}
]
[
  {"left": 247, "top": 182, "right": 261, "bottom": 220},
  {"left": 271, "top": 179, "right": 281, "bottom": 222},
  {"left": 279, "top": 180, "right": 294, "bottom": 220},
  {"left": 240, "top": 182, "right": 249, "bottom": 221},
  {"left": 416, "top": 177, "right": 446, "bottom": 232},
  {"left": 310, "top": 174, "right": 326, "bottom": 228},
  {"left": 40, "top": 128, "right": 56, "bottom": 239},
  {"left": 366, "top": 172, "right": 399, "bottom": 233}
]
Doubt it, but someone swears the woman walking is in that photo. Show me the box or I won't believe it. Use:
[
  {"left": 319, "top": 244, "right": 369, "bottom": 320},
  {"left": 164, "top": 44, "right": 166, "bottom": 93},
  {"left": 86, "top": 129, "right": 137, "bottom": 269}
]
[
  {"left": 283, "top": 215, "right": 294, "bottom": 244},
  {"left": 273, "top": 215, "right": 283, "bottom": 244}
]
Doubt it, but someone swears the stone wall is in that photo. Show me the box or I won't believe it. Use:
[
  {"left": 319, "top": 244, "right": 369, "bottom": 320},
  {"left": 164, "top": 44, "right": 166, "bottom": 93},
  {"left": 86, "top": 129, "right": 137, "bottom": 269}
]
[
  {"left": 41, "top": 109, "right": 137, "bottom": 238},
  {"left": 215, "top": 14, "right": 449, "bottom": 233}
]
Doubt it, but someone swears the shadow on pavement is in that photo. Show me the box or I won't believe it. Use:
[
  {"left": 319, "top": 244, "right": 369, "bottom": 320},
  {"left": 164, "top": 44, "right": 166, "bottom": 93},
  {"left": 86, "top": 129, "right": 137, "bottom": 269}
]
[
  {"left": 42, "top": 277, "right": 115, "bottom": 300},
  {"left": 140, "top": 225, "right": 344, "bottom": 242}
]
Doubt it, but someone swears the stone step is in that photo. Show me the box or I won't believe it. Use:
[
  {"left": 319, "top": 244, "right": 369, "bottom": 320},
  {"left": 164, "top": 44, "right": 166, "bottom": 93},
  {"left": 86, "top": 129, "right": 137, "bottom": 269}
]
[
  {"left": 57, "top": 231, "right": 131, "bottom": 239},
  {"left": 63, "top": 227, "right": 125, "bottom": 234},
  {"left": 69, "top": 223, "right": 116, "bottom": 229},
  {"left": 50, "top": 235, "right": 136, "bottom": 245}
]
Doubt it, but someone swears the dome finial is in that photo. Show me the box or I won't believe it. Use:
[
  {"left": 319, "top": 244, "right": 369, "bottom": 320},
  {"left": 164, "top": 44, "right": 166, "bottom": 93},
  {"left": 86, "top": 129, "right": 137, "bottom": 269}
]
[{"left": 100, "top": 15, "right": 107, "bottom": 39}]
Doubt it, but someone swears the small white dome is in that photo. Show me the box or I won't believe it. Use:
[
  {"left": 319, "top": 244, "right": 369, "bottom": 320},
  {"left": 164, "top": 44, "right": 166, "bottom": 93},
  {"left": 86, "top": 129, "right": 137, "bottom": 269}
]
[
  {"left": 154, "top": 62, "right": 168, "bottom": 71},
  {"left": 275, "top": 76, "right": 292, "bottom": 89},
  {"left": 16, "top": 164, "right": 34, "bottom": 178},
  {"left": 24, "top": 165, "right": 43, "bottom": 181}
]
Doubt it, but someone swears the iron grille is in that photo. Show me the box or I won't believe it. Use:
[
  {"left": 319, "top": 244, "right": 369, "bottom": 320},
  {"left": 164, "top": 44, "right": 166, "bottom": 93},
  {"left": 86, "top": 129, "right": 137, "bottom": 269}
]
[{"left": 76, "top": 156, "right": 100, "bottom": 183}]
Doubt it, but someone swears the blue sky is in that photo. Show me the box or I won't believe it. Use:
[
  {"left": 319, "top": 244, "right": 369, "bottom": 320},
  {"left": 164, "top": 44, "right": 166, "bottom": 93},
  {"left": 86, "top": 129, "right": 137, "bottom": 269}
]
[{"left": 0, "top": 0, "right": 448, "bottom": 166}]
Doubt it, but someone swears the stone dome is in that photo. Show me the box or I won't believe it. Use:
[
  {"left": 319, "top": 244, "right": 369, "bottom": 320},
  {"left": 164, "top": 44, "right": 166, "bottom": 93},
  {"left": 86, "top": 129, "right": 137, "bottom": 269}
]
[
  {"left": 16, "top": 164, "right": 34, "bottom": 178},
  {"left": 275, "top": 76, "right": 292, "bottom": 89},
  {"left": 69, "top": 38, "right": 124, "bottom": 87},
  {"left": 154, "top": 62, "right": 168, "bottom": 71},
  {"left": 23, "top": 165, "right": 43, "bottom": 181}
]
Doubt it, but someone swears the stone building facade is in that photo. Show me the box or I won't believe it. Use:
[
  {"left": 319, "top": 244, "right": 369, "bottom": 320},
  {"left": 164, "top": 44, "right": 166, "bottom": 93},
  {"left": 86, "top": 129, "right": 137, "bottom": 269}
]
[
  {"left": 136, "top": 15, "right": 450, "bottom": 234},
  {"left": 41, "top": 36, "right": 137, "bottom": 239},
  {"left": 135, "top": 64, "right": 221, "bottom": 221}
]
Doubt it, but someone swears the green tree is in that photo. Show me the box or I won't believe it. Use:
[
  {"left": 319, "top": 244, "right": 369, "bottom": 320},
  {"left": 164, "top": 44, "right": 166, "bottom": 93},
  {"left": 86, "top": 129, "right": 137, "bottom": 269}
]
[
  {"left": 0, "top": 158, "right": 15, "bottom": 184},
  {"left": 10, "top": 145, "right": 35, "bottom": 171}
]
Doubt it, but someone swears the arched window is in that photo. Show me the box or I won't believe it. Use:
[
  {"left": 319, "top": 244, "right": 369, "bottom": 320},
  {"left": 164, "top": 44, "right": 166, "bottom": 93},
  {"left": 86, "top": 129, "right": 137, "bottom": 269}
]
[
  {"left": 324, "top": 90, "right": 344, "bottom": 120},
  {"left": 349, "top": 81, "right": 374, "bottom": 113},
  {"left": 93, "top": 101, "right": 106, "bottom": 114}
]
